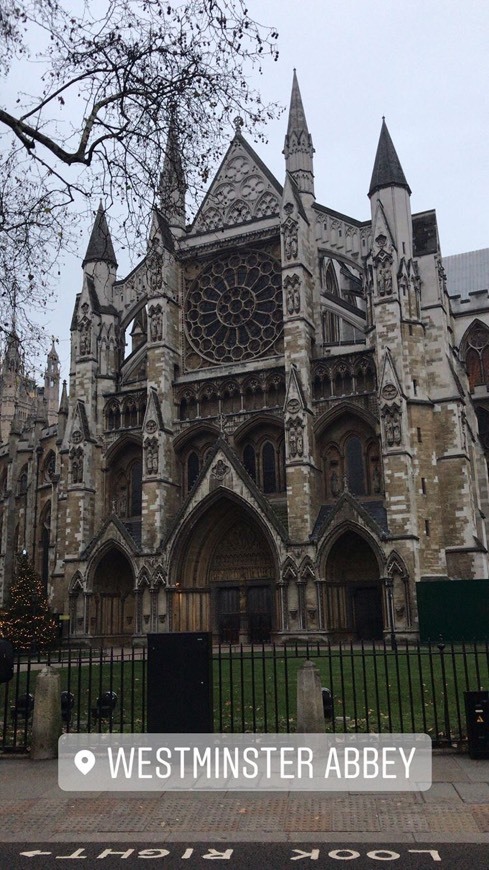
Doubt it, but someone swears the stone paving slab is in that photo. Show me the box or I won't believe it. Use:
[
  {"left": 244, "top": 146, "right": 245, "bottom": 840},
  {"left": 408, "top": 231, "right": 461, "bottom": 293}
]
[
  {"left": 471, "top": 805, "right": 489, "bottom": 832},
  {"left": 1, "top": 754, "right": 489, "bottom": 841},
  {"left": 454, "top": 782, "right": 489, "bottom": 803},
  {"left": 431, "top": 756, "right": 470, "bottom": 782},
  {"left": 455, "top": 757, "right": 489, "bottom": 782},
  {"left": 3, "top": 794, "right": 487, "bottom": 837},
  {"left": 421, "top": 782, "right": 463, "bottom": 802}
]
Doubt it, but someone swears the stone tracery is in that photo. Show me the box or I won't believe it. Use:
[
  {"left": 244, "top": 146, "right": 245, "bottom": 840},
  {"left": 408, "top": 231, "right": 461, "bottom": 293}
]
[{"left": 184, "top": 250, "right": 282, "bottom": 365}]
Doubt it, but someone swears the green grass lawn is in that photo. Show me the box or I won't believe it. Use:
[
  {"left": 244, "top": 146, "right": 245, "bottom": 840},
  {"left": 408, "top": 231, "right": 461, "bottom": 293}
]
[
  {"left": 2, "top": 643, "right": 488, "bottom": 749},
  {"left": 215, "top": 644, "right": 489, "bottom": 738}
]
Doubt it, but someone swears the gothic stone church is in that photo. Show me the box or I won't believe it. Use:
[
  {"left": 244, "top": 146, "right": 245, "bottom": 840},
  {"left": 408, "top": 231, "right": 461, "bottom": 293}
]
[{"left": 2, "top": 73, "right": 489, "bottom": 645}]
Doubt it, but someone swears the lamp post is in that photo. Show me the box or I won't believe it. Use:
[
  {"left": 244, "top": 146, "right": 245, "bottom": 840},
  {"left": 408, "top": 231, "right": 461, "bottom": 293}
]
[{"left": 383, "top": 575, "right": 397, "bottom": 651}]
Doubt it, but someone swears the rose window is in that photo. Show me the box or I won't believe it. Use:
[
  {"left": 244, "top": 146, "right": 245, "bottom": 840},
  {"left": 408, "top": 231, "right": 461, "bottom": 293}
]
[{"left": 185, "top": 251, "right": 282, "bottom": 364}]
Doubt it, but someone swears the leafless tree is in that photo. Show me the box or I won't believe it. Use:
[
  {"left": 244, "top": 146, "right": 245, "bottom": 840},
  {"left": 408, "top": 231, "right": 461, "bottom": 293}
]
[{"left": 0, "top": 0, "right": 280, "bottom": 356}]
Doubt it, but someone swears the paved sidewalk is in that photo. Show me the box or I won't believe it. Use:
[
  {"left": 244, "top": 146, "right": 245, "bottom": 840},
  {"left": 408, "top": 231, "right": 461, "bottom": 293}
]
[{"left": 1, "top": 751, "right": 489, "bottom": 843}]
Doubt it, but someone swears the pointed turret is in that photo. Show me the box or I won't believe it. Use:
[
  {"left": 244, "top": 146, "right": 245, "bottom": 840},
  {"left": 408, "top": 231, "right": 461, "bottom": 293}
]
[
  {"left": 59, "top": 379, "right": 68, "bottom": 415},
  {"left": 283, "top": 70, "right": 315, "bottom": 199},
  {"left": 57, "top": 379, "right": 68, "bottom": 440},
  {"left": 2, "top": 328, "right": 22, "bottom": 375},
  {"left": 368, "top": 119, "right": 413, "bottom": 258},
  {"left": 82, "top": 203, "right": 118, "bottom": 269},
  {"left": 81, "top": 202, "right": 117, "bottom": 306},
  {"left": 44, "top": 338, "right": 60, "bottom": 425},
  {"left": 369, "top": 119, "right": 411, "bottom": 198},
  {"left": 158, "top": 117, "right": 186, "bottom": 231}
]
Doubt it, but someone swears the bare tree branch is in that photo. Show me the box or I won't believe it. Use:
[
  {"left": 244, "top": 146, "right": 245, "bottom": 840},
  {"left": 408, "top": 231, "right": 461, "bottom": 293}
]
[{"left": 0, "top": 0, "right": 281, "bottom": 362}]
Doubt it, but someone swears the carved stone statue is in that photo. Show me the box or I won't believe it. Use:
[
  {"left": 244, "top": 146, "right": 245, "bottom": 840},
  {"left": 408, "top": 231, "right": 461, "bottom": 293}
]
[
  {"left": 282, "top": 216, "right": 298, "bottom": 261},
  {"left": 78, "top": 304, "right": 92, "bottom": 356},
  {"left": 149, "top": 304, "right": 163, "bottom": 342},
  {"left": 284, "top": 274, "right": 301, "bottom": 314},
  {"left": 382, "top": 404, "right": 402, "bottom": 447},
  {"left": 144, "top": 437, "right": 159, "bottom": 475},
  {"left": 70, "top": 447, "right": 84, "bottom": 484},
  {"left": 287, "top": 417, "right": 304, "bottom": 458},
  {"left": 330, "top": 468, "right": 340, "bottom": 497},
  {"left": 377, "top": 264, "right": 393, "bottom": 297}
]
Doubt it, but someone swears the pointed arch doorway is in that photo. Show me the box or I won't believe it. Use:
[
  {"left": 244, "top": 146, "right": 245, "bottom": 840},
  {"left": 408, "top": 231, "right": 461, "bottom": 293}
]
[
  {"left": 90, "top": 547, "right": 135, "bottom": 639},
  {"left": 170, "top": 497, "right": 277, "bottom": 643},
  {"left": 323, "top": 530, "right": 384, "bottom": 640}
]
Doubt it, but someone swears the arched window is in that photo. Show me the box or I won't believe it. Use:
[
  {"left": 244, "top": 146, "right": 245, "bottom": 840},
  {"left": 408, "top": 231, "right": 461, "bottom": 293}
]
[
  {"left": 187, "top": 452, "right": 200, "bottom": 491},
  {"left": 476, "top": 407, "right": 489, "bottom": 451},
  {"left": 108, "top": 444, "right": 143, "bottom": 519},
  {"left": 43, "top": 450, "right": 56, "bottom": 482},
  {"left": 130, "top": 460, "right": 142, "bottom": 517},
  {"left": 346, "top": 435, "right": 366, "bottom": 495},
  {"left": 18, "top": 465, "right": 28, "bottom": 496},
  {"left": 107, "top": 402, "right": 121, "bottom": 430},
  {"left": 466, "top": 348, "right": 482, "bottom": 390},
  {"left": 325, "top": 445, "right": 342, "bottom": 499},
  {"left": 323, "top": 311, "right": 340, "bottom": 344},
  {"left": 324, "top": 260, "right": 339, "bottom": 296},
  {"left": 463, "top": 324, "right": 489, "bottom": 390},
  {"left": 262, "top": 441, "right": 277, "bottom": 493},
  {"left": 243, "top": 444, "right": 256, "bottom": 481}
]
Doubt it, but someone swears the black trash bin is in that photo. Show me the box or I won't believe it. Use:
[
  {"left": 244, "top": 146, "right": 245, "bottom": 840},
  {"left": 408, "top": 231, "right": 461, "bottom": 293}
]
[{"left": 464, "top": 691, "right": 489, "bottom": 759}]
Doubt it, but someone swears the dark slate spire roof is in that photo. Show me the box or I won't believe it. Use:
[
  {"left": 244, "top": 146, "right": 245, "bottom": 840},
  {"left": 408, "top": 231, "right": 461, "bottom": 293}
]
[
  {"left": 82, "top": 202, "right": 118, "bottom": 268},
  {"left": 369, "top": 119, "right": 411, "bottom": 197}
]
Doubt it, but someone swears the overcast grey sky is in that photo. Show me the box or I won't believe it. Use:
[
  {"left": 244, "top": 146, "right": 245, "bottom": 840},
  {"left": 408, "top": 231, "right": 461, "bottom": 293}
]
[{"left": 38, "top": 0, "right": 489, "bottom": 380}]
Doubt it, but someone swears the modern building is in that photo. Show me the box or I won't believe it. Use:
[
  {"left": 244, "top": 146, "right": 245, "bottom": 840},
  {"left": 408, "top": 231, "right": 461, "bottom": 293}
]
[{"left": 1, "top": 74, "right": 489, "bottom": 645}]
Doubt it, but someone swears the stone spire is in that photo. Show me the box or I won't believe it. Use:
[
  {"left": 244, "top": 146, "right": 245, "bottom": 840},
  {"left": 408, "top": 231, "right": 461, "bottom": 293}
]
[
  {"left": 44, "top": 337, "right": 60, "bottom": 425},
  {"left": 57, "top": 379, "right": 68, "bottom": 439},
  {"left": 369, "top": 119, "right": 411, "bottom": 198},
  {"left": 2, "top": 328, "right": 22, "bottom": 375},
  {"left": 59, "top": 379, "right": 68, "bottom": 415},
  {"left": 283, "top": 70, "right": 315, "bottom": 198},
  {"left": 158, "top": 116, "right": 186, "bottom": 229},
  {"left": 82, "top": 202, "right": 118, "bottom": 269}
]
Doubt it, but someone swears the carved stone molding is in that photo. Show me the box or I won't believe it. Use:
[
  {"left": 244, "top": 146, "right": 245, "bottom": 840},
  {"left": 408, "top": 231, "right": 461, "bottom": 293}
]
[{"left": 211, "top": 460, "right": 230, "bottom": 480}]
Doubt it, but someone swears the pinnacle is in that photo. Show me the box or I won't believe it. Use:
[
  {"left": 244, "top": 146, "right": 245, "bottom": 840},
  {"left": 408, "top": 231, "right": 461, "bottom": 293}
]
[
  {"left": 369, "top": 119, "right": 411, "bottom": 197},
  {"left": 82, "top": 203, "right": 118, "bottom": 269},
  {"left": 286, "top": 69, "right": 310, "bottom": 138}
]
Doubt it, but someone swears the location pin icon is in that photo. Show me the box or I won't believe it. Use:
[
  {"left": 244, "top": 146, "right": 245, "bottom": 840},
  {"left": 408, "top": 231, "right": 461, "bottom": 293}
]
[{"left": 74, "top": 749, "right": 96, "bottom": 776}]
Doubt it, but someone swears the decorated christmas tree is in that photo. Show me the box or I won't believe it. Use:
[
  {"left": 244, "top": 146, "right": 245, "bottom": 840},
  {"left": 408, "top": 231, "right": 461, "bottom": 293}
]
[{"left": 2, "top": 554, "right": 58, "bottom": 650}]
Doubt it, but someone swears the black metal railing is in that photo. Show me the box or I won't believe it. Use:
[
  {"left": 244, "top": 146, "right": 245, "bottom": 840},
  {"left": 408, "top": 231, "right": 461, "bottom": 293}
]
[
  {"left": 1, "top": 640, "right": 488, "bottom": 752},
  {"left": 0, "top": 645, "right": 147, "bottom": 752}
]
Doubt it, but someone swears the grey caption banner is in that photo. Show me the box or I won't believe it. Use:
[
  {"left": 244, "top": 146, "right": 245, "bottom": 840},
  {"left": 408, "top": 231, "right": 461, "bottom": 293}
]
[{"left": 59, "top": 733, "right": 432, "bottom": 792}]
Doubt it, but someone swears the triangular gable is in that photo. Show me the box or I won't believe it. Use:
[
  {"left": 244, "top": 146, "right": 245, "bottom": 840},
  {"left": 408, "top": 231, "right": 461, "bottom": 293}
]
[
  {"left": 311, "top": 491, "right": 388, "bottom": 544},
  {"left": 379, "top": 348, "right": 404, "bottom": 401},
  {"left": 164, "top": 438, "right": 288, "bottom": 551},
  {"left": 143, "top": 386, "right": 165, "bottom": 432},
  {"left": 66, "top": 399, "right": 92, "bottom": 445},
  {"left": 371, "top": 199, "right": 397, "bottom": 255},
  {"left": 282, "top": 172, "right": 309, "bottom": 225},
  {"left": 191, "top": 133, "right": 282, "bottom": 234},
  {"left": 81, "top": 513, "right": 140, "bottom": 560},
  {"left": 284, "top": 364, "right": 307, "bottom": 413}
]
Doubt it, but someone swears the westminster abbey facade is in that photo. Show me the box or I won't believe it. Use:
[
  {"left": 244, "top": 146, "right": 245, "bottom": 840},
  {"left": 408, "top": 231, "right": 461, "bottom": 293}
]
[{"left": 1, "top": 73, "right": 489, "bottom": 644}]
